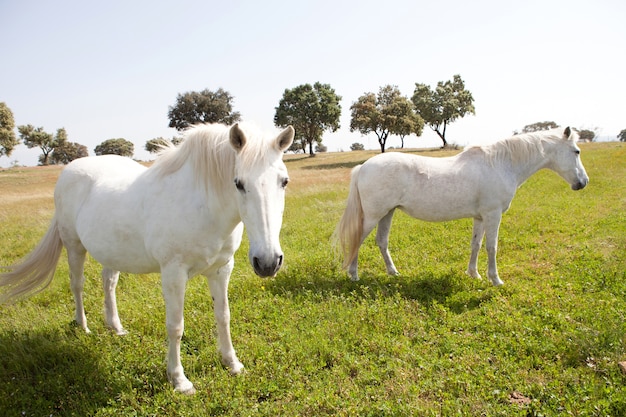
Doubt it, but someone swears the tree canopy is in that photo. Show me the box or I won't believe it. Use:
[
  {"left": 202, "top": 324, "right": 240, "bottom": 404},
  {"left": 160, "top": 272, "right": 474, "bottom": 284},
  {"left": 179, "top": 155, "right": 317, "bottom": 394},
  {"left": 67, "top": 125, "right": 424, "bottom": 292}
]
[
  {"left": 94, "top": 138, "right": 134, "bottom": 157},
  {"left": 274, "top": 82, "right": 341, "bottom": 155},
  {"left": 411, "top": 75, "right": 474, "bottom": 147},
  {"left": 17, "top": 125, "right": 87, "bottom": 165},
  {"left": 168, "top": 88, "right": 241, "bottom": 131},
  {"left": 51, "top": 140, "right": 88, "bottom": 164},
  {"left": 618, "top": 129, "right": 626, "bottom": 142},
  {"left": 350, "top": 85, "right": 422, "bottom": 153},
  {"left": 145, "top": 136, "right": 183, "bottom": 154},
  {"left": 518, "top": 121, "right": 560, "bottom": 134},
  {"left": 18, "top": 125, "right": 65, "bottom": 165},
  {"left": 0, "top": 103, "right": 18, "bottom": 158},
  {"left": 577, "top": 129, "right": 596, "bottom": 142}
]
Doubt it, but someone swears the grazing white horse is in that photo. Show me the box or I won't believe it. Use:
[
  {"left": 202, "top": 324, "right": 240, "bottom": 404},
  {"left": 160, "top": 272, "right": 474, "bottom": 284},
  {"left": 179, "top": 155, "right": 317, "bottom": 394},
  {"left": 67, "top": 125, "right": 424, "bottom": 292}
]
[
  {"left": 0, "top": 122, "right": 294, "bottom": 394},
  {"left": 336, "top": 127, "right": 588, "bottom": 285}
]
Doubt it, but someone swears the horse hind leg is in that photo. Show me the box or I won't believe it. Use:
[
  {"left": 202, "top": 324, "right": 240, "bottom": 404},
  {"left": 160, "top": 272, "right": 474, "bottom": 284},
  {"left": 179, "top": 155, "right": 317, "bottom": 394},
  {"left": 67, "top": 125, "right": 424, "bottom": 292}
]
[
  {"left": 347, "top": 216, "right": 379, "bottom": 281},
  {"left": 102, "top": 268, "right": 127, "bottom": 335},
  {"left": 376, "top": 209, "right": 399, "bottom": 276},
  {"left": 66, "top": 243, "right": 90, "bottom": 333}
]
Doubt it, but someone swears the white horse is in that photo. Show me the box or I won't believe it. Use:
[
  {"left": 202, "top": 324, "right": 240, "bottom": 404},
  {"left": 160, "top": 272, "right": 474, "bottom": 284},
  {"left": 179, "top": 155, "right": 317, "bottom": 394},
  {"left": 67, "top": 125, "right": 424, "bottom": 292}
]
[
  {"left": 336, "top": 127, "right": 588, "bottom": 285},
  {"left": 0, "top": 122, "right": 294, "bottom": 394}
]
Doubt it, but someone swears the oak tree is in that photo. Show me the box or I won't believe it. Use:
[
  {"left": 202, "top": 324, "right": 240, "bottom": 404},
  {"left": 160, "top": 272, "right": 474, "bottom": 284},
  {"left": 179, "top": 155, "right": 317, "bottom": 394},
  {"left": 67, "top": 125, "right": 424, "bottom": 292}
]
[
  {"left": 274, "top": 82, "right": 341, "bottom": 156},
  {"left": 412, "top": 75, "right": 474, "bottom": 147},
  {"left": 168, "top": 88, "right": 241, "bottom": 131},
  {"left": 95, "top": 138, "right": 134, "bottom": 157},
  {"left": 18, "top": 125, "right": 65, "bottom": 165},
  {"left": 350, "top": 85, "right": 422, "bottom": 153},
  {"left": 0, "top": 103, "right": 18, "bottom": 158}
]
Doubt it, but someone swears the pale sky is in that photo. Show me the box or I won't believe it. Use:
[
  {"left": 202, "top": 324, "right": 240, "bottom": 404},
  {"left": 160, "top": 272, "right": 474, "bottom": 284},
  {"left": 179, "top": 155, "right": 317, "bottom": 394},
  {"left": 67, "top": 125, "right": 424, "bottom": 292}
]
[{"left": 1, "top": 0, "right": 624, "bottom": 167}]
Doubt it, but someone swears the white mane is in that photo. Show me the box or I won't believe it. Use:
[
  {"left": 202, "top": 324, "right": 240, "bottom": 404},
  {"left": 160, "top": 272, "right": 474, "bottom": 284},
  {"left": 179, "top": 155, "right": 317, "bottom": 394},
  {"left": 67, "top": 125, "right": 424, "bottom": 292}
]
[
  {"left": 149, "top": 123, "right": 277, "bottom": 195},
  {"left": 465, "top": 127, "right": 577, "bottom": 166}
]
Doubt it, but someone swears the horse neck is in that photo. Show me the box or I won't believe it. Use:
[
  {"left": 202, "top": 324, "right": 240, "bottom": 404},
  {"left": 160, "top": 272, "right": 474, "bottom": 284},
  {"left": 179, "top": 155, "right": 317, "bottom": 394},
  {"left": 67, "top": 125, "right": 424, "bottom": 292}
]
[{"left": 498, "top": 139, "right": 550, "bottom": 186}]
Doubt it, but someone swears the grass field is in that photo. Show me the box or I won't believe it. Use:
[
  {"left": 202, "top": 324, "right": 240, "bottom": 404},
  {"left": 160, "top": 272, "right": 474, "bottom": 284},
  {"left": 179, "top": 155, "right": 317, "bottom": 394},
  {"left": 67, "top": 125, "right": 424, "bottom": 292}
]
[{"left": 0, "top": 142, "right": 625, "bottom": 416}]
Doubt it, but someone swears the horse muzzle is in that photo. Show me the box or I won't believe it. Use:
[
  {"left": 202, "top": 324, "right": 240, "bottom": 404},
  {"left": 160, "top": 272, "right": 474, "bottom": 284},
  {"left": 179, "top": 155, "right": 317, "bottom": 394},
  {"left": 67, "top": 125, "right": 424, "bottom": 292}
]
[
  {"left": 252, "top": 253, "right": 284, "bottom": 277},
  {"left": 571, "top": 178, "right": 588, "bottom": 191}
]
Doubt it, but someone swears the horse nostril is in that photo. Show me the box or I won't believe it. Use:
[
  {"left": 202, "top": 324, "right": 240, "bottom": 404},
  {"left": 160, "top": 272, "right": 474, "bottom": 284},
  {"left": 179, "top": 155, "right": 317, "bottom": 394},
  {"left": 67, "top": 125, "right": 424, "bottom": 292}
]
[
  {"left": 253, "top": 257, "right": 261, "bottom": 273},
  {"left": 277, "top": 255, "right": 284, "bottom": 268}
]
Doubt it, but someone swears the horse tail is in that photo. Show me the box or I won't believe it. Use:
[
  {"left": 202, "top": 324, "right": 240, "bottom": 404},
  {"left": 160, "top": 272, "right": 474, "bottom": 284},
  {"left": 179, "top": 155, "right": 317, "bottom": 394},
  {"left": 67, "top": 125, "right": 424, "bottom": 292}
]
[
  {"left": 335, "top": 164, "right": 364, "bottom": 270},
  {"left": 0, "top": 217, "right": 64, "bottom": 304}
]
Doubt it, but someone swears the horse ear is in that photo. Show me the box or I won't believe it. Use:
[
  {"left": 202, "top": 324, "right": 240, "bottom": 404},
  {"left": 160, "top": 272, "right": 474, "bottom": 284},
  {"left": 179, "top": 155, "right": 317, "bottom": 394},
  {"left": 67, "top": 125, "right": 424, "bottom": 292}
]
[
  {"left": 563, "top": 126, "right": 572, "bottom": 140},
  {"left": 276, "top": 126, "right": 295, "bottom": 152},
  {"left": 229, "top": 123, "right": 246, "bottom": 152}
]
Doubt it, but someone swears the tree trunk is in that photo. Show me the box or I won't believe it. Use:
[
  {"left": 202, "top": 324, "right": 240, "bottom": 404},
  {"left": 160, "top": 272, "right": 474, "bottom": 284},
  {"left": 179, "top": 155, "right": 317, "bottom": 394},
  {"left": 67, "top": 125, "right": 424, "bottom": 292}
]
[
  {"left": 436, "top": 131, "right": 448, "bottom": 148},
  {"left": 432, "top": 124, "right": 448, "bottom": 148},
  {"left": 377, "top": 132, "right": 388, "bottom": 153}
]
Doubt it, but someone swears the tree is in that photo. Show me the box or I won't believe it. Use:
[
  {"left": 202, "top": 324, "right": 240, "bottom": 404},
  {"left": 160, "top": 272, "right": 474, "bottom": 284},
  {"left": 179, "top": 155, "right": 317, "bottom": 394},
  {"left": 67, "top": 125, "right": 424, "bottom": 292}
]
[
  {"left": 411, "top": 74, "right": 475, "bottom": 147},
  {"left": 274, "top": 82, "right": 341, "bottom": 156},
  {"left": 168, "top": 88, "right": 241, "bottom": 131},
  {"left": 389, "top": 96, "right": 424, "bottom": 149},
  {"left": 95, "top": 138, "right": 134, "bottom": 157},
  {"left": 50, "top": 141, "right": 88, "bottom": 164},
  {"left": 286, "top": 140, "right": 305, "bottom": 154},
  {"left": 18, "top": 125, "right": 61, "bottom": 165},
  {"left": 145, "top": 136, "right": 183, "bottom": 154},
  {"left": 350, "top": 143, "right": 364, "bottom": 151},
  {"left": 516, "top": 121, "right": 560, "bottom": 134},
  {"left": 350, "top": 85, "right": 421, "bottom": 153},
  {"left": 0, "top": 102, "right": 19, "bottom": 158},
  {"left": 618, "top": 129, "right": 626, "bottom": 142},
  {"left": 577, "top": 129, "right": 596, "bottom": 142}
]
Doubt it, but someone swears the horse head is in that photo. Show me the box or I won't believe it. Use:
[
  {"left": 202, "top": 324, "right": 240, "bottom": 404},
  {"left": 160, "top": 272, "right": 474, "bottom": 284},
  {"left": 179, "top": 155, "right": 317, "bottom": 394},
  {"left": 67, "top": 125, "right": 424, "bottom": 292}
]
[
  {"left": 548, "top": 127, "right": 589, "bottom": 191},
  {"left": 229, "top": 123, "right": 294, "bottom": 277}
]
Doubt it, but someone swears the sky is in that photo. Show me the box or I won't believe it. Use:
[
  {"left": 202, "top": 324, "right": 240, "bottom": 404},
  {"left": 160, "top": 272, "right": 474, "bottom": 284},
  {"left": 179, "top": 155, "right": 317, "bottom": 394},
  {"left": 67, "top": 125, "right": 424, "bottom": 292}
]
[{"left": 1, "top": 0, "right": 624, "bottom": 167}]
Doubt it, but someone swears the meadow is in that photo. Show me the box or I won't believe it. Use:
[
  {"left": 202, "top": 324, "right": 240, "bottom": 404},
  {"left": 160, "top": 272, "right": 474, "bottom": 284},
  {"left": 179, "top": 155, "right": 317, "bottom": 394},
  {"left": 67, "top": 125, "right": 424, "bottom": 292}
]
[{"left": 0, "top": 141, "right": 625, "bottom": 416}]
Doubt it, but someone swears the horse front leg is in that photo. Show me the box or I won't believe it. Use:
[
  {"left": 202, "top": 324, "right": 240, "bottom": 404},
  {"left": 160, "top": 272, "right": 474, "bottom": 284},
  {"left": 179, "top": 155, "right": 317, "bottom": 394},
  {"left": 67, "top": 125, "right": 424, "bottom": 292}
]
[
  {"left": 376, "top": 209, "right": 399, "bottom": 276},
  {"left": 466, "top": 218, "right": 485, "bottom": 279},
  {"left": 206, "top": 258, "right": 244, "bottom": 375},
  {"left": 484, "top": 213, "right": 504, "bottom": 286},
  {"left": 102, "top": 268, "right": 127, "bottom": 335},
  {"left": 161, "top": 264, "right": 195, "bottom": 394}
]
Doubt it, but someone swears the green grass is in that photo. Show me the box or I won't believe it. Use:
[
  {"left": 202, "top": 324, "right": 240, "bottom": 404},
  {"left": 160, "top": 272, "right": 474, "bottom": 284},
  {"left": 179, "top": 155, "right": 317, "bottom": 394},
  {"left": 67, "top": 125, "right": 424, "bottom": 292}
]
[{"left": 1, "top": 142, "right": 625, "bottom": 416}]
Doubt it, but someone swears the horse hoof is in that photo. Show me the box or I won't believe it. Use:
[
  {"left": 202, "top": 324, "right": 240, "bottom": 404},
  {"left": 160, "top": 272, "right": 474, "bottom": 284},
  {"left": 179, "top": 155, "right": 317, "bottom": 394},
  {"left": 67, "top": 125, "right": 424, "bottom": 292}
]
[
  {"left": 221, "top": 355, "right": 244, "bottom": 375},
  {"left": 228, "top": 362, "right": 244, "bottom": 375},
  {"left": 176, "top": 384, "right": 196, "bottom": 395},
  {"left": 465, "top": 269, "right": 481, "bottom": 279}
]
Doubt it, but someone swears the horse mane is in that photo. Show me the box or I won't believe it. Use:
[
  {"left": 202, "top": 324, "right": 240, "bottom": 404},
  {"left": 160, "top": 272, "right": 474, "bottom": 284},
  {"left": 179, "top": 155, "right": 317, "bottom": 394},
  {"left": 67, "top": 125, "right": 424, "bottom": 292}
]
[
  {"left": 465, "top": 127, "right": 577, "bottom": 166},
  {"left": 149, "top": 123, "right": 276, "bottom": 196}
]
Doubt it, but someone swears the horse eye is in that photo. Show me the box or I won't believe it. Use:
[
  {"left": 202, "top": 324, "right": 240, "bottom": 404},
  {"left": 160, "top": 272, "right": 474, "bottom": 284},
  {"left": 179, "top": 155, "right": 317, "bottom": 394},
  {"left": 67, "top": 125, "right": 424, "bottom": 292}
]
[
  {"left": 574, "top": 149, "right": 580, "bottom": 155},
  {"left": 281, "top": 178, "right": 289, "bottom": 188},
  {"left": 234, "top": 179, "right": 245, "bottom": 192}
]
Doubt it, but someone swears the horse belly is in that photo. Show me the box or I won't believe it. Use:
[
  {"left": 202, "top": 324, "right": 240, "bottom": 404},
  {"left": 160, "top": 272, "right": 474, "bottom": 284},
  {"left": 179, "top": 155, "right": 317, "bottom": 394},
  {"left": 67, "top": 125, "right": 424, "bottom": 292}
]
[
  {"left": 397, "top": 176, "right": 481, "bottom": 222},
  {"left": 400, "top": 194, "right": 477, "bottom": 222},
  {"left": 83, "top": 228, "right": 158, "bottom": 273}
]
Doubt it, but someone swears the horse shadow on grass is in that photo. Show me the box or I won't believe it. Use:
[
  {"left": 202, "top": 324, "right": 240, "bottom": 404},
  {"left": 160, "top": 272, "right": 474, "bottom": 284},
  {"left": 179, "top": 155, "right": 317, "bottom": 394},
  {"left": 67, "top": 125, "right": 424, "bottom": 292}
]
[
  {"left": 268, "top": 265, "right": 498, "bottom": 314},
  {"left": 0, "top": 325, "right": 125, "bottom": 416}
]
